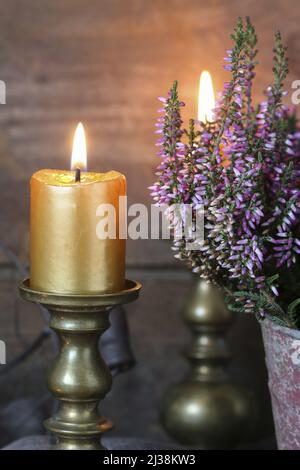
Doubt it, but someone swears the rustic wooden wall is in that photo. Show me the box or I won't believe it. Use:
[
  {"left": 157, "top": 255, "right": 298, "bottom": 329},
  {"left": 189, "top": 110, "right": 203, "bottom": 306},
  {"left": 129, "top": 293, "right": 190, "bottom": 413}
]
[
  {"left": 0, "top": 0, "right": 299, "bottom": 444},
  {"left": 0, "top": 0, "right": 299, "bottom": 262}
]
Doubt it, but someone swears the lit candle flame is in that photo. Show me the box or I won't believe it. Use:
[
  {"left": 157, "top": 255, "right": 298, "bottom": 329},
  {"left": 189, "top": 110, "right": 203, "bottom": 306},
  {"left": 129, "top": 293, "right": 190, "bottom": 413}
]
[
  {"left": 197, "top": 71, "right": 215, "bottom": 123},
  {"left": 71, "top": 122, "right": 87, "bottom": 171}
]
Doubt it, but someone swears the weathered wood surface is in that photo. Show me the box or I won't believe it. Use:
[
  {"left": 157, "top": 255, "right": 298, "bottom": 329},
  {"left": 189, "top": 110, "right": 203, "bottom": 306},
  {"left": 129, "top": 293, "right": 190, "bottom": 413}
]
[{"left": 0, "top": 0, "right": 298, "bottom": 263}]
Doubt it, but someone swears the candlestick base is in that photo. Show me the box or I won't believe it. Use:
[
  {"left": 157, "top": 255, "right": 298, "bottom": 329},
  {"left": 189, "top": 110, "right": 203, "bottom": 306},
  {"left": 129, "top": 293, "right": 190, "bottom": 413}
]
[{"left": 19, "top": 278, "right": 141, "bottom": 451}]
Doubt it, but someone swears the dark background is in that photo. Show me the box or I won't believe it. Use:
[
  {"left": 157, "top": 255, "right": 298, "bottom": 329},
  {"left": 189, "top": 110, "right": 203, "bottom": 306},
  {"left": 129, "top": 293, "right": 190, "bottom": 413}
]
[{"left": 0, "top": 0, "right": 299, "bottom": 448}]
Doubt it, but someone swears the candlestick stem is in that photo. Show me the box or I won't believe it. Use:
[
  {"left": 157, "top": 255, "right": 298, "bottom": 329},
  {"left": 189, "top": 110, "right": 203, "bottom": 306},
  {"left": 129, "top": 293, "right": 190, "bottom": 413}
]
[{"left": 19, "top": 278, "right": 141, "bottom": 450}]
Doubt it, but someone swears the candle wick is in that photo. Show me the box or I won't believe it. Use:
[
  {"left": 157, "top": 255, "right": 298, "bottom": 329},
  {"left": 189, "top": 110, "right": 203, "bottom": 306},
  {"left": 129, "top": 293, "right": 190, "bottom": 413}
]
[{"left": 75, "top": 168, "right": 81, "bottom": 183}]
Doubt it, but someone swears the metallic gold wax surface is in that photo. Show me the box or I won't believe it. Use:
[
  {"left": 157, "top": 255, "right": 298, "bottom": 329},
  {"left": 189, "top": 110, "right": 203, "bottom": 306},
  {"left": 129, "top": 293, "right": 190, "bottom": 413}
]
[{"left": 30, "top": 169, "right": 126, "bottom": 294}]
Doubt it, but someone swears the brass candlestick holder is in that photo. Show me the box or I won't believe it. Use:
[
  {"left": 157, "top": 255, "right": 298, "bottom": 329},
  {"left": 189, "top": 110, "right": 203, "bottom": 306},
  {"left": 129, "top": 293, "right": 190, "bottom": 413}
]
[
  {"left": 19, "top": 278, "right": 141, "bottom": 450},
  {"left": 161, "top": 277, "right": 256, "bottom": 449}
]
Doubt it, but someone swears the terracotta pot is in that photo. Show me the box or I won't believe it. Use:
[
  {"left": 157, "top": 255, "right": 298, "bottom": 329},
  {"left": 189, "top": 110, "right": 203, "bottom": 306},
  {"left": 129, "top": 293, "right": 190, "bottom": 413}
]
[{"left": 261, "top": 317, "right": 300, "bottom": 450}]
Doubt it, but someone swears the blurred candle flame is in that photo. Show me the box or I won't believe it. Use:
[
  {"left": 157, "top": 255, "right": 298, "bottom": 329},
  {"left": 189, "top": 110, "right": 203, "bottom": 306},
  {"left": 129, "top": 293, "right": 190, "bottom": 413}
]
[
  {"left": 197, "top": 71, "right": 215, "bottom": 123},
  {"left": 71, "top": 122, "right": 87, "bottom": 171}
]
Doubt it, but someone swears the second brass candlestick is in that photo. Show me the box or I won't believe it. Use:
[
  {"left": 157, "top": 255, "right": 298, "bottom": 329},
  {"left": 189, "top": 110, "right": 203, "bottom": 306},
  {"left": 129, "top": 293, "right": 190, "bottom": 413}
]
[
  {"left": 19, "top": 278, "right": 141, "bottom": 450},
  {"left": 161, "top": 277, "right": 257, "bottom": 449}
]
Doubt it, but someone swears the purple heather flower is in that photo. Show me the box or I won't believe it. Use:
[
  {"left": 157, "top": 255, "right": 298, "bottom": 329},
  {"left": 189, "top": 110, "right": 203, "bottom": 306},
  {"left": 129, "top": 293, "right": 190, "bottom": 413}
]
[{"left": 151, "top": 20, "right": 300, "bottom": 326}]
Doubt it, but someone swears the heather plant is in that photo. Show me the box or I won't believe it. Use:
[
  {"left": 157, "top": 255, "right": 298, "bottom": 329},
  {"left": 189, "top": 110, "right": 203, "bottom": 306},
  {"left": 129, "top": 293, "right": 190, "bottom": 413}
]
[{"left": 150, "top": 18, "right": 300, "bottom": 329}]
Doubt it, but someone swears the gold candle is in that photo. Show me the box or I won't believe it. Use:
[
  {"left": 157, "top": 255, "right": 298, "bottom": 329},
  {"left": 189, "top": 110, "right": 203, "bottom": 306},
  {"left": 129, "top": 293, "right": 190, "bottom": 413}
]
[{"left": 30, "top": 123, "right": 126, "bottom": 294}]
